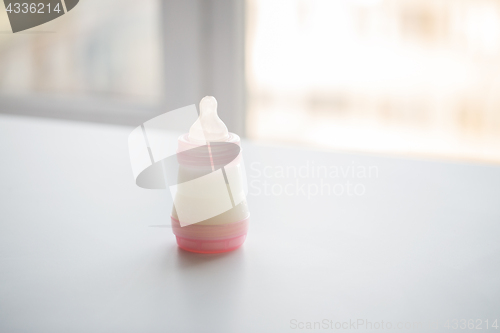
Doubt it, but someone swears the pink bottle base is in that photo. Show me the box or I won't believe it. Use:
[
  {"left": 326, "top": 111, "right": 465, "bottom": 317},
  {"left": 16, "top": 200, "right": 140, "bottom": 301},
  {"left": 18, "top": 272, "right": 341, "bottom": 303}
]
[
  {"left": 175, "top": 234, "right": 247, "bottom": 254},
  {"left": 171, "top": 216, "right": 250, "bottom": 254}
]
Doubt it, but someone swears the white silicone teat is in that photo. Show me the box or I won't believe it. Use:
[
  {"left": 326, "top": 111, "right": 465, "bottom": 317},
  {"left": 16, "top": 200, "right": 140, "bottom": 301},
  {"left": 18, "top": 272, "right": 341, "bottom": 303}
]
[{"left": 188, "top": 96, "right": 229, "bottom": 143}]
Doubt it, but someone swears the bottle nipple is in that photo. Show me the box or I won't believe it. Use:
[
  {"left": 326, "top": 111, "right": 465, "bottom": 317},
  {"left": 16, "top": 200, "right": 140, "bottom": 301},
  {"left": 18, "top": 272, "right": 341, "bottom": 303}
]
[{"left": 188, "top": 96, "right": 229, "bottom": 143}]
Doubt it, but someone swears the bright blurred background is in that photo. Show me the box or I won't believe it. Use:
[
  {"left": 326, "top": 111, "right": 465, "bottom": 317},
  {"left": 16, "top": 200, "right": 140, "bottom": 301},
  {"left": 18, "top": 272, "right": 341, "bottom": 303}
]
[
  {"left": 246, "top": 0, "right": 500, "bottom": 163},
  {"left": 1, "top": 0, "right": 500, "bottom": 163}
]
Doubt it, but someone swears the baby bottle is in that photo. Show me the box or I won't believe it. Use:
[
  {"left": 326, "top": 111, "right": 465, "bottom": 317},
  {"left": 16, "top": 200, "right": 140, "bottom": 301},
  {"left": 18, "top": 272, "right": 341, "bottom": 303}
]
[{"left": 170, "top": 96, "right": 250, "bottom": 253}]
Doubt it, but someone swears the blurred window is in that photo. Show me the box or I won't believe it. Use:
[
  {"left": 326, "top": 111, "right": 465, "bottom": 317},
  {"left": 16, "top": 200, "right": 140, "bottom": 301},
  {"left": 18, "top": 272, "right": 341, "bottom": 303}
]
[
  {"left": 0, "top": 0, "right": 244, "bottom": 129},
  {"left": 0, "top": 0, "right": 163, "bottom": 105},
  {"left": 246, "top": 0, "right": 500, "bottom": 163}
]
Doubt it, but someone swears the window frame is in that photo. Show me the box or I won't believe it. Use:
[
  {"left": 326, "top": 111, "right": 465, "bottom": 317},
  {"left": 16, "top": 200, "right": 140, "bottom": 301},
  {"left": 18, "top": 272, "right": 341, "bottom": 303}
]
[{"left": 0, "top": 0, "right": 247, "bottom": 134}]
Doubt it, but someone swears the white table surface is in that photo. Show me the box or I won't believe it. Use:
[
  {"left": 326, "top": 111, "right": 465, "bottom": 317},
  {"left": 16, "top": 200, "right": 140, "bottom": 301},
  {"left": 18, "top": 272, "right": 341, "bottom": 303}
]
[{"left": 0, "top": 114, "right": 499, "bottom": 333}]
